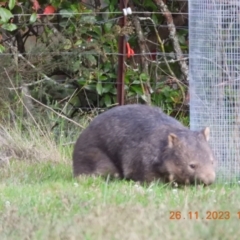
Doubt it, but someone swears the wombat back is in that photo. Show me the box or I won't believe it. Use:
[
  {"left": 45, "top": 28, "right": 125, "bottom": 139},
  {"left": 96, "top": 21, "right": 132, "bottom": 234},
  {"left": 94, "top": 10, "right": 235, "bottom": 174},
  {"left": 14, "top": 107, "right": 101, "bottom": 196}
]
[{"left": 73, "top": 104, "right": 216, "bottom": 185}]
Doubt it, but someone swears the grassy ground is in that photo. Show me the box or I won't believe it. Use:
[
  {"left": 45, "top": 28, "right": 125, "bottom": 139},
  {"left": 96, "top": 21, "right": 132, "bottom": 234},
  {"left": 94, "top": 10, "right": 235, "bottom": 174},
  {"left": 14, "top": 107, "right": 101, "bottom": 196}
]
[
  {"left": 0, "top": 124, "right": 240, "bottom": 240},
  {"left": 0, "top": 160, "right": 240, "bottom": 240}
]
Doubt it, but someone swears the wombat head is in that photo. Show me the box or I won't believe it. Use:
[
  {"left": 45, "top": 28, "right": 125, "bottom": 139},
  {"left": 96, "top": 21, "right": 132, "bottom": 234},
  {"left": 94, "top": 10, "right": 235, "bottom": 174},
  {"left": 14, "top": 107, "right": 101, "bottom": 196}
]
[{"left": 162, "top": 127, "right": 216, "bottom": 186}]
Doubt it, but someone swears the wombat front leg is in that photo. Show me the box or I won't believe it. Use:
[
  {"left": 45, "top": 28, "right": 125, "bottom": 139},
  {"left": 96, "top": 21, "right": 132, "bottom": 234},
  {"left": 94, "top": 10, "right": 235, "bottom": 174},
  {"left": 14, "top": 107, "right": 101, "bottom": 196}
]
[{"left": 73, "top": 148, "right": 120, "bottom": 178}]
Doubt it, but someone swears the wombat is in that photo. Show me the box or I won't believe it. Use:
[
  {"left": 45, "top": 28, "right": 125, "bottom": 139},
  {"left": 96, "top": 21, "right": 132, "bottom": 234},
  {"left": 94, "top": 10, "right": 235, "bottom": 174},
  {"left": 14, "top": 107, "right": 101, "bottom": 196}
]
[{"left": 72, "top": 104, "right": 216, "bottom": 185}]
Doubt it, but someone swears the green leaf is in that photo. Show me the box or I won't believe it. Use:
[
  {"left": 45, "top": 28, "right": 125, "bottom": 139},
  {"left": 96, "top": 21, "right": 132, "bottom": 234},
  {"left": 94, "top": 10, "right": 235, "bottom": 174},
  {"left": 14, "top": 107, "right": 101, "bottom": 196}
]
[
  {"left": 72, "top": 61, "right": 81, "bottom": 72},
  {"left": 59, "top": 19, "right": 68, "bottom": 28},
  {"left": 84, "top": 55, "right": 97, "bottom": 67},
  {"left": 132, "top": 80, "right": 140, "bottom": 84},
  {"left": 92, "top": 26, "right": 102, "bottom": 36},
  {"left": 99, "top": 75, "right": 108, "bottom": 81},
  {"left": 104, "top": 94, "right": 112, "bottom": 107},
  {"left": 29, "top": 13, "right": 37, "bottom": 23},
  {"left": 181, "top": 45, "right": 188, "bottom": 50},
  {"left": 69, "top": 3, "right": 79, "bottom": 13},
  {"left": 83, "top": 84, "right": 95, "bottom": 91},
  {"left": 74, "top": 39, "right": 82, "bottom": 47},
  {"left": 0, "top": 44, "right": 5, "bottom": 53},
  {"left": 8, "top": 0, "right": 16, "bottom": 10},
  {"left": 139, "top": 73, "right": 149, "bottom": 82},
  {"left": 63, "top": 39, "right": 72, "bottom": 50},
  {"left": 102, "top": 84, "right": 113, "bottom": 93},
  {"left": 81, "top": 15, "right": 96, "bottom": 24},
  {"left": 104, "top": 22, "right": 113, "bottom": 33},
  {"left": 177, "top": 34, "right": 186, "bottom": 45},
  {"left": 130, "top": 85, "right": 143, "bottom": 95},
  {"left": 0, "top": 7, "right": 13, "bottom": 23},
  {"left": 107, "top": 73, "right": 116, "bottom": 78},
  {"left": 140, "top": 95, "right": 149, "bottom": 102},
  {"left": 142, "top": 0, "right": 157, "bottom": 9},
  {"left": 108, "top": 0, "right": 118, "bottom": 12},
  {"left": 152, "top": 14, "right": 159, "bottom": 25},
  {"left": 59, "top": 9, "right": 74, "bottom": 18},
  {"left": 1, "top": 23, "right": 17, "bottom": 31},
  {"left": 110, "top": 87, "right": 117, "bottom": 95},
  {"left": 96, "top": 82, "right": 103, "bottom": 95}
]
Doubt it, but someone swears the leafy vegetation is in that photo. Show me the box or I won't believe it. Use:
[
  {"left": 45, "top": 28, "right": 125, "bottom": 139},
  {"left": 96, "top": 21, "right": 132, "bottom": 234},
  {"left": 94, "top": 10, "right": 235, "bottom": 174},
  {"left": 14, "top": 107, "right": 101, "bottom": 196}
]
[{"left": 0, "top": 0, "right": 189, "bottom": 126}]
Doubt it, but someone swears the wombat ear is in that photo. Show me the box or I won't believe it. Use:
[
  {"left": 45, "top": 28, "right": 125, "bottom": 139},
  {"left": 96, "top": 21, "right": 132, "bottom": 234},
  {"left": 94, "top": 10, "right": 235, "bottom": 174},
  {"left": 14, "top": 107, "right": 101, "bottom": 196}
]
[
  {"left": 201, "top": 127, "right": 210, "bottom": 141},
  {"left": 168, "top": 133, "right": 179, "bottom": 148}
]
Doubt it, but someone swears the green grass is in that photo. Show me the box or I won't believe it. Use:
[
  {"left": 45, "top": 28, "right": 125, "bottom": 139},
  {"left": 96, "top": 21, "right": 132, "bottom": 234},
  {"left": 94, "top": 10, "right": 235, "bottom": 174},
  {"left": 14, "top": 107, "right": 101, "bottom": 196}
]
[
  {"left": 0, "top": 161, "right": 240, "bottom": 240},
  {"left": 0, "top": 120, "right": 239, "bottom": 240}
]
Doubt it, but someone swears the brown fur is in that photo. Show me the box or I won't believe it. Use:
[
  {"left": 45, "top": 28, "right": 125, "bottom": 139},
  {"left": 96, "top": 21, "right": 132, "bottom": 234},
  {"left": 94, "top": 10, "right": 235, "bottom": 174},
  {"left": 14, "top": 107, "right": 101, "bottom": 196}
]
[{"left": 72, "top": 104, "right": 216, "bottom": 185}]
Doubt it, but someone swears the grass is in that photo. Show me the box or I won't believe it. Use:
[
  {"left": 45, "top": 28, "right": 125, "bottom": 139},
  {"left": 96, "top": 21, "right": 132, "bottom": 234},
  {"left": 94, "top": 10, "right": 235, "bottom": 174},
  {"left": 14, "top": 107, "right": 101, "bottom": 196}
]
[
  {"left": 1, "top": 160, "right": 240, "bottom": 240},
  {"left": 0, "top": 123, "right": 240, "bottom": 240}
]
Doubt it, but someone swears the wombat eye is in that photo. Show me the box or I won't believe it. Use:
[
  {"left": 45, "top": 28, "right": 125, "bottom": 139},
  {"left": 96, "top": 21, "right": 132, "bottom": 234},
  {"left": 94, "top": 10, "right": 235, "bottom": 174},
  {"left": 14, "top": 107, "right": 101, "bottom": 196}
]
[{"left": 189, "top": 163, "right": 196, "bottom": 169}]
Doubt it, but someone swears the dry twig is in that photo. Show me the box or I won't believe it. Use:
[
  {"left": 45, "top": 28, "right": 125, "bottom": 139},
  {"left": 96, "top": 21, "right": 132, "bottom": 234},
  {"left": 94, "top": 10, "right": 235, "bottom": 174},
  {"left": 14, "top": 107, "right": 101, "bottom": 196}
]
[{"left": 131, "top": 16, "right": 152, "bottom": 104}]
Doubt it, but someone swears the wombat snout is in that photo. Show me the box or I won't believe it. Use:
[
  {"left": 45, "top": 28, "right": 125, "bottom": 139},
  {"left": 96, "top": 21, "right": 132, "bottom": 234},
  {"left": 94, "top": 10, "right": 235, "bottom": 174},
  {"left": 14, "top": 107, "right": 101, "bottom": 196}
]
[{"left": 197, "top": 170, "right": 216, "bottom": 186}]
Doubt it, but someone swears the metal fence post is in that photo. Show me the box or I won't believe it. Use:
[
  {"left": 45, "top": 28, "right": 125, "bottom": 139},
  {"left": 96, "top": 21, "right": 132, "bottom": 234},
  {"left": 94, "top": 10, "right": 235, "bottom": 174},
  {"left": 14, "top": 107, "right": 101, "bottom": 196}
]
[{"left": 116, "top": 0, "right": 127, "bottom": 105}]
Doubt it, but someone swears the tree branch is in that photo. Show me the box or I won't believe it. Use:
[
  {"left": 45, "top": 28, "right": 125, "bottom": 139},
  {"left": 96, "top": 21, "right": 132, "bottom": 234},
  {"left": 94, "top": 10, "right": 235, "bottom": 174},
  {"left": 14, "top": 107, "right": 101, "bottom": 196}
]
[{"left": 153, "top": 0, "right": 189, "bottom": 82}]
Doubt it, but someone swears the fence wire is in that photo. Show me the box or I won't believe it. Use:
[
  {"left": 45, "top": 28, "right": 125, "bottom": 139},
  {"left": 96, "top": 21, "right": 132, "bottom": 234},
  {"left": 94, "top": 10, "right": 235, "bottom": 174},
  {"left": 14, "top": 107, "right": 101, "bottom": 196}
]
[
  {"left": 0, "top": 7, "right": 189, "bottom": 124},
  {"left": 189, "top": 0, "right": 240, "bottom": 182}
]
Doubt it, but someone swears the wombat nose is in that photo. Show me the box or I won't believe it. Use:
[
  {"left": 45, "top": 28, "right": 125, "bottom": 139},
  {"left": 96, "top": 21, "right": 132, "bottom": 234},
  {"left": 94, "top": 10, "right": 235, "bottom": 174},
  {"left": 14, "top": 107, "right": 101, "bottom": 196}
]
[{"left": 203, "top": 171, "right": 216, "bottom": 185}]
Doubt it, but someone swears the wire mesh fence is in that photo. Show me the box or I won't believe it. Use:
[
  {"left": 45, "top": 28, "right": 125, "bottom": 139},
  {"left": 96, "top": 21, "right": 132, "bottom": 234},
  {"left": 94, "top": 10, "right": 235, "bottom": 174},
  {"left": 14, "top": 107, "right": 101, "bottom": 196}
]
[{"left": 189, "top": 0, "right": 240, "bottom": 183}]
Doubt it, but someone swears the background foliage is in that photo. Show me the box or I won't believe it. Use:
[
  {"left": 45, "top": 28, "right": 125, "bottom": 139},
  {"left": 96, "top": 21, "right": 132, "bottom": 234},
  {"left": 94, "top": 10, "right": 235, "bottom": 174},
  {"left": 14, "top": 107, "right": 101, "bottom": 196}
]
[{"left": 0, "top": 0, "right": 189, "bottom": 129}]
